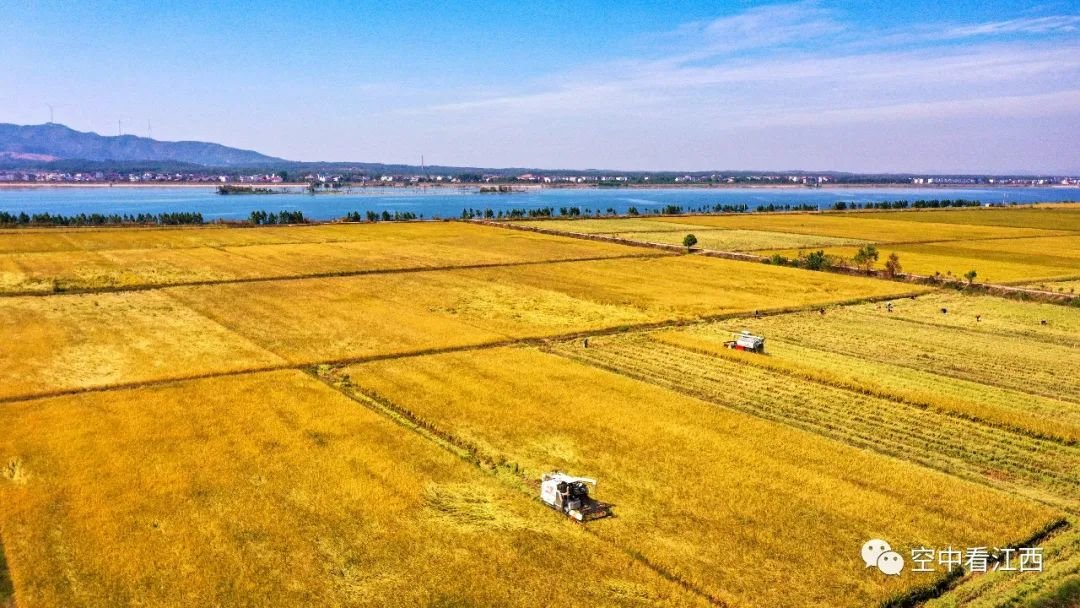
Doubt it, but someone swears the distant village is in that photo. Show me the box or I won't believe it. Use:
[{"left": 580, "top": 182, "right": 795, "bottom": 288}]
[{"left": 0, "top": 169, "right": 1077, "bottom": 188}]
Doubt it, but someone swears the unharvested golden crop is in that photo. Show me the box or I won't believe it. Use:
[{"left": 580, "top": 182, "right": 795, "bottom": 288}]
[
  {"left": 0, "top": 247, "right": 274, "bottom": 293},
  {"left": 0, "top": 222, "right": 656, "bottom": 293},
  {"left": 0, "top": 371, "right": 701, "bottom": 607},
  {"left": 509, "top": 217, "right": 704, "bottom": 234},
  {"left": 165, "top": 255, "right": 919, "bottom": 365},
  {"left": 652, "top": 213, "right": 1068, "bottom": 242},
  {"left": 0, "top": 291, "right": 283, "bottom": 401},
  {"left": 0, "top": 222, "right": 532, "bottom": 254},
  {"left": 165, "top": 275, "right": 511, "bottom": 364},
  {"left": 857, "top": 206, "right": 1080, "bottom": 232},
  {"left": 0, "top": 223, "right": 345, "bottom": 254},
  {"left": 460, "top": 254, "right": 921, "bottom": 319},
  {"left": 346, "top": 347, "right": 1059, "bottom": 608},
  {"left": 616, "top": 228, "right": 867, "bottom": 251},
  {"left": 765, "top": 240, "right": 1080, "bottom": 283}
]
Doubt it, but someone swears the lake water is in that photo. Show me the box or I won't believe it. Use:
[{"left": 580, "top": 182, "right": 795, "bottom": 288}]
[{"left": 0, "top": 185, "right": 1078, "bottom": 220}]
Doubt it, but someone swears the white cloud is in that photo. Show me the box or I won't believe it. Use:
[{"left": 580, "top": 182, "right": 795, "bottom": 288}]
[
  {"left": 944, "top": 15, "right": 1080, "bottom": 38},
  {"left": 390, "top": 4, "right": 1080, "bottom": 171},
  {"left": 672, "top": 1, "right": 843, "bottom": 55}
]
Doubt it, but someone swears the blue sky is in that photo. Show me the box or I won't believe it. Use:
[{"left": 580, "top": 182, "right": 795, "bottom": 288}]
[{"left": 2, "top": 1, "right": 1079, "bottom": 172}]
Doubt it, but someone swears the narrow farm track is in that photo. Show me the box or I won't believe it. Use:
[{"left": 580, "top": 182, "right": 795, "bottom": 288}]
[
  {"left": 546, "top": 336, "right": 1080, "bottom": 512},
  {"left": 308, "top": 369, "right": 731, "bottom": 607}
]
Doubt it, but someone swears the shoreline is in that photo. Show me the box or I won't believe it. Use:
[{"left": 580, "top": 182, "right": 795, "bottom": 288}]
[{"left": 0, "top": 182, "right": 1076, "bottom": 191}]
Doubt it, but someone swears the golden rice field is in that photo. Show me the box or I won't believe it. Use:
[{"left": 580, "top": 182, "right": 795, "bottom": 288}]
[
  {"left": 163, "top": 255, "right": 917, "bottom": 364},
  {"left": 550, "top": 333, "right": 1079, "bottom": 505},
  {"left": 506, "top": 217, "right": 706, "bottom": 234},
  {"left": 516, "top": 208, "right": 1080, "bottom": 284},
  {"left": 1, "top": 216, "right": 1077, "bottom": 607},
  {"left": 0, "top": 371, "right": 701, "bottom": 607},
  {"left": 764, "top": 234, "right": 1080, "bottom": 283},
  {"left": 856, "top": 206, "right": 1080, "bottom": 231},
  {"left": 0, "top": 221, "right": 558, "bottom": 253},
  {"left": 343, "top": 347, "right": 1060, "bottom": 607},
  {"left": 709, "top": 300, "right": 1080, "bottom": 403},
  {"left": 0, "top": 223, "right": 358, "bottom": 253},
  {"left": 1025, "top": 278, "right": 1080, "bottom": 294},
  {"left": 923, "top": 528, "right": 1080, "bottom": 608},
  {"left": 649, "top": 212, "right": 1069, "bottom": 242},
  {"left": 0, "top": 222, "right": 658, "bottom": 294},
  {"left": 853, "top": 291, "right": 1080, "bottom": 347},
  {"left": 608, "top": 228, "right": 868, "bottom": 251},
  {"left": 0, "top": 290, "right": 284, "bottom": 401}
]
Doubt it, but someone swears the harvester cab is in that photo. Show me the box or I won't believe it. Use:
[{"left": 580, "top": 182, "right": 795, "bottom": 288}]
[
  {"left": 540, "top": 472, "right": 613, "bottom": 522},
  {"left": 725, "top": 330, "right": 766, "bottom": 354}
]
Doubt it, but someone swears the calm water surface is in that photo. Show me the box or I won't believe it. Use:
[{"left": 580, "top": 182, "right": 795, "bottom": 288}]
[{"left": 0, "top": 186, "right": 1077, "bottom": 220}]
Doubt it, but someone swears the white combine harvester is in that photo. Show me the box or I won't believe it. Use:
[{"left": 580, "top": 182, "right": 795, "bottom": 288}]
[
  {"left": 724, "top": 330, "right": 766, "bottom": 354},
  {"left": 540, "top": 472, "right": 613, "bottom": 522}
]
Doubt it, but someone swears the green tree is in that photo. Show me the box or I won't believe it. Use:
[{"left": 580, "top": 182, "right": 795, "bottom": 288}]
[
  {"left": 884, "top": 252, "right": 902, "bottom": 277},
  {"left": 803, "top": 250, "right": 831, "bottom": 271},
  {"left": 964, "top": 269, "right": 978, "bottom": 285},
  {"left": 852, "top": 244, "right": 879, "bottom": 272},
  {"left": 682, "top": 234, "right": 698, "bottom": 250}
]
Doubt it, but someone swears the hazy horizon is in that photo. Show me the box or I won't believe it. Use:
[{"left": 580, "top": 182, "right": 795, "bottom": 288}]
[{"left": 3, "top": 1, "right": 1079, "bottom": 174}]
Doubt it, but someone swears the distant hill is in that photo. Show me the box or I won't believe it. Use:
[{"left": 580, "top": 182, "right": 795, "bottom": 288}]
[{"left": 0, "top": 123, "right": 284, "bottom": 167}]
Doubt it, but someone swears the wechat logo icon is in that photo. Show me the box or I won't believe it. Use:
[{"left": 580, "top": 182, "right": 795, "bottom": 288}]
[{"left": 863, "top": 539, "right": 905, "bottom": 576}]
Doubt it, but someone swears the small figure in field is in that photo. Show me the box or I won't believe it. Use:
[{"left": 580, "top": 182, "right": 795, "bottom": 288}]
[
  {"left": 583, "top": 337, "right": 590, "bottom": 348},
  {"left": 1041, "top": 319, "right": 1048, "bottom": 326},
  {"left": 941, "top": 308, "right": 948, "bottom": 315},
  {"left": 754, "top": 310, "right": 761, "bottom": 318},
  {"left": 819, "top": 308, "right": 826, "bottom": 316},
  {"left": 886, "top": 302, "right": 894, "bottom": 313},
  {"left": 976, "top": 315, "right": 981, "bottom": 322}
]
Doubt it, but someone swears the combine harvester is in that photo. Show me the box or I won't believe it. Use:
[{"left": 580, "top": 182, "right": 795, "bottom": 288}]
[
  {"left": 540, "top": 472, "right": 613, "bottom": 522},
  {"left": 724, "top": 330, "right": 766, "bottom": 354}
]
